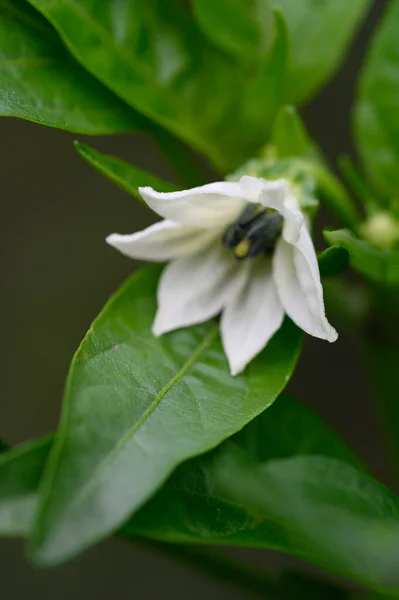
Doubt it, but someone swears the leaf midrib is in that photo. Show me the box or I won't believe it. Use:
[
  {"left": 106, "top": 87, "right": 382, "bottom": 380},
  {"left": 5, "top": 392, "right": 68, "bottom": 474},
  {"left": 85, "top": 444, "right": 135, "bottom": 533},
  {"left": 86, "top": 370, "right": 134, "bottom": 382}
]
[{"left": 51, "top": 325, "right": 219, "bottom": 517}]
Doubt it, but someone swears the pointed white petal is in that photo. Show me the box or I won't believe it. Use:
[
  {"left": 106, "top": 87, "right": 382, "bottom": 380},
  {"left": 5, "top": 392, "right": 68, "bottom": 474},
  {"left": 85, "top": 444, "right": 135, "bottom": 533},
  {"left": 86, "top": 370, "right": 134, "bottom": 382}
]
[
  {"left": 139, "top": 181, "right": 247, "bottom": 227},
  {"left": 239, "top": 175, "right": 288, "bottom": 203},
  {"left": 256, "top": 184, "right": 304, "bottom": 245},
  {"left": 221, "top": 259, "right": 284, "bottom": 375},
  {"left": 273, "top": 231, "right": 338, "bottom": 342},
  {"left": 153, "top": 242, "right": 248, "bottom": 335},
  {"left": 106, "top": 220, "right": 217, "bottom": 262}
]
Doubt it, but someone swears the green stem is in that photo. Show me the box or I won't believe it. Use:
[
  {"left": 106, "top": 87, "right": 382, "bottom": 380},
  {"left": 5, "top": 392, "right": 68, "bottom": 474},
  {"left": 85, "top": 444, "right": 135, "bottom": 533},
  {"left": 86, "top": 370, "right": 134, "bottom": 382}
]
[
  {"left": 133, "top": 539, "right": 279, "bottom": 599},
  {"left": 338, "top": 155, "right": 374, "bottom": 212}
]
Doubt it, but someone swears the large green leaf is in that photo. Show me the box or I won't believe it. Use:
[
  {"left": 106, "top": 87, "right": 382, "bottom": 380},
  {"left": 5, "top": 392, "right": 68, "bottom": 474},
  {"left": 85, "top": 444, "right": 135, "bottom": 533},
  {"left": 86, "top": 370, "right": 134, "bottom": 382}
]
[
  {"left": 74, "top": 142, "right": 175, "bottom": 201},
  {"left": 214, "top": 452, "right": 399, "bottom": 593},
  {"left": 324, "top": 229, "right": 399, "bottom": 284},
  {"left": 192, "top": 0, "right": 274, "bottom": 59},
  {"left": 125, "top": 395, "right": 362, "bottom": 544},
  {"left": 29, "top": 266, "right": 301, "bottom": 566},
  {"left": 0, "top": 395, "right": 356, "bottom": 539},
  {"left": 273, "top": 0, "right": 371, "bottom": 104},
  {"left": 354, "top": 0, "right": 399, "bottom": 199},
  {"left": 0, "top": 0, "right": 142, "bottom": 134},
  {"left": 26, "top": 0, "right": 287, "bottom": 171},
  {"left": 0, "top": 436, "right": 51, "bottom": 537}
]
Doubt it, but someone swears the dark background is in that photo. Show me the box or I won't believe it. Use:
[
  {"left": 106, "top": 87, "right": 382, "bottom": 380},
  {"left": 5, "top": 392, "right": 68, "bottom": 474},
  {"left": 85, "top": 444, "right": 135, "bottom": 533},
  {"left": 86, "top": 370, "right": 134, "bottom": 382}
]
[{"left": 0, "top": 1, "right": 390, "bottom": 597}]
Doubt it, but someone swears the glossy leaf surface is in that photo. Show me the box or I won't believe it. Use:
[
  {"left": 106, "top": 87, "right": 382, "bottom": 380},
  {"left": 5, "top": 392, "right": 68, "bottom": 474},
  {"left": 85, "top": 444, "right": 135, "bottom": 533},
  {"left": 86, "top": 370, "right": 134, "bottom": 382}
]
[
  {"left": 0, "top": 0, "right": 142, "bottom": 133},
  {"left": 26, "top": 0, "right": 287, "bottom": 171},
  {"left": 214, "top": 452, "right": 399, "bottom": 593},
  {"left": 354, "top": 0, "right": 399, "bottom": 199},
  {"left": 273, "top": 0, "right": 371, "bottom": 104},
  {"left": 0, "top": 395, "right": 356, "bottom": 538},
  {"left": 29, "top": 266, "right": 302, "bottom": 566},
  {"left": 192, "top": 0, "right": 274, "bottom": 58}
]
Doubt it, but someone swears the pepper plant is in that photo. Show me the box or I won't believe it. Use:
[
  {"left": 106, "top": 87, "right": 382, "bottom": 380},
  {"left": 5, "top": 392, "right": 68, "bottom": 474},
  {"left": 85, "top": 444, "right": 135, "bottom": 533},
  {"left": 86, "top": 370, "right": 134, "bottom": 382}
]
[{"left": 2, "top": 0, "right": 399, "bottom": 597}]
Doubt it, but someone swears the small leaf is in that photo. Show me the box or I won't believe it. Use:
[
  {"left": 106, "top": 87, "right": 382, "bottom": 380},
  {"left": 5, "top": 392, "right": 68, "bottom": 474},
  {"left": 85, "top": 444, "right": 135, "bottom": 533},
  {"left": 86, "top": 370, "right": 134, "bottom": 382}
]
[
  {"left": 318, "top": 246, "right": 350, "bottom": 278},
  {"left": 272, "top": 0, "right": 371, "bottom": 104},
  {"left": 192, "top": 0, "right": 274, "bottom": 58},
  {"left": 271, "top": 105, "right": 316, "bottom": 159},
  {"left": 29, "top": 266, "right": 302, "bottom": 566},
  {"left": 0, "top": 0, "right": 143, "bottom": 134},
  {"left": 26, "top": 0, "right": 287, "bottom": 171},
  {"left": 74, "top": 143, "right": 175, "bottom": 201},
  {"left": 354, "top": 0, "right": 399, "bottom": 199},
  {"left": 0, "top": 436, "right": 51, "bottom": 537},
  {"left": 324, "top": 229, "right": 399, "bottom": 284}
]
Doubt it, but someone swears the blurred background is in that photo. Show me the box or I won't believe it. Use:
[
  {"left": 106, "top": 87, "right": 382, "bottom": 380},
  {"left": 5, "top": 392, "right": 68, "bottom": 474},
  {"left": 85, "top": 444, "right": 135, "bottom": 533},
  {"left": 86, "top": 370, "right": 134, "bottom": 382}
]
[{"left": 0, "top": 0, "right": 390, "bottom": 597}]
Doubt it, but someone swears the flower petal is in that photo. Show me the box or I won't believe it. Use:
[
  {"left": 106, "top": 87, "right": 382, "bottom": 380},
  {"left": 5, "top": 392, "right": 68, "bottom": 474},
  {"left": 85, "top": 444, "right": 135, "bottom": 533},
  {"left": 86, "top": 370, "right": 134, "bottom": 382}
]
[
  {"left": 273, "top": 229, "right": 338, "bottom": 342},
  {"left": 255, "top": 181, "right": 303, "bottom": 245},
  {"left": 239, "top": 175, "right": 288, "bottom": 203},
  {"left": 139, "top": 181, "right": 247, "bottom": 227},
  {"left": 106, "top": 220, "right": 217, "bottom": 262},
  {"left": 153, "top": 241, "right": 248, "bottom": 335},
  {"left": 221, "top": 259, "right": 285, "bottom": 375}
]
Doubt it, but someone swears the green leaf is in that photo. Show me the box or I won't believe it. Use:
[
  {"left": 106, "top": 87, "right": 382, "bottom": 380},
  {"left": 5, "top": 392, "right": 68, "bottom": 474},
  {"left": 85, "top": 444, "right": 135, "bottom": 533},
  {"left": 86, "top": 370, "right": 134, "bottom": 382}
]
[
  {"left": 0, "top": 394, "right": 356, "bottom": 539},
  {"left": 0, "top": 436, "right": 51, "bottom": 537},
  {"left": 0, "top": 0, "right": 143, "bottom": 134},
  {"left": 26, "top": 0, "right": 287, "bottom": 171},
  {"left": 318, "top": 246, "right": 350, "bottom": 278},
  {"left": 354, "top": 0, "right": 399, "bottom": 199},
  {"left": 192, "top": 0, "right": 274, "bottom": 59},
  {"left": 272, "top": 0, "right": 371, "bottom": 104},
  {"left": 270, "top": 105, "right": 316, "bottom": 159},
  {"left": 324, "top": 229, "right": 399, "bottom": 284},
  {"left": 214, "top": 452, "right": 399, "bottom": 593},
  {"left": 125, "top": 394, "right": 362, "bottom": 543},
  {"left": 74, "top": 142, "right": 175, "bottom": 201},
  {"left": 29, "top": 266, "right": 302, "bottom": 566}
]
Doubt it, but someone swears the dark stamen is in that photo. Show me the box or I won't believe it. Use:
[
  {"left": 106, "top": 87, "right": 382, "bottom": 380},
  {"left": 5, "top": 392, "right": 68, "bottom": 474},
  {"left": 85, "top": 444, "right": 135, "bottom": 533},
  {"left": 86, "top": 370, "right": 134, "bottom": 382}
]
[{"left": 223, "top": 205, "right": 283, "bottom": 260}]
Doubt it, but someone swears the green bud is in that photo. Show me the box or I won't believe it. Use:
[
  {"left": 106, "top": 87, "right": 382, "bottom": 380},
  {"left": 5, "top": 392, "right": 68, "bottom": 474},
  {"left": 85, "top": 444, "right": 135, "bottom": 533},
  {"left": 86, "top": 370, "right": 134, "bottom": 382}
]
[{"left": 361, "top": 211, "right": 399, "bottom": 250}]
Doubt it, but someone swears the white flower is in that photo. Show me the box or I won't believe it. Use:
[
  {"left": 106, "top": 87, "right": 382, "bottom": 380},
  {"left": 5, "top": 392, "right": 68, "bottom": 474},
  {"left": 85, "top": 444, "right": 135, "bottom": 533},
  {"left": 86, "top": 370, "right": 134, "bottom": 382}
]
[{"left": 107, "top": 176, "right": 337, "bottom": 375}]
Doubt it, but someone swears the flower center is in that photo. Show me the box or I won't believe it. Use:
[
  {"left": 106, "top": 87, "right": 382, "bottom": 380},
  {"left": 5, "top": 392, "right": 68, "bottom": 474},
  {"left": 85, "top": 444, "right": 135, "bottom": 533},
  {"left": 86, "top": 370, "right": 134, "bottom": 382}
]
[{"left": 223, "top": 204, "right": 283, "bottom": 260}]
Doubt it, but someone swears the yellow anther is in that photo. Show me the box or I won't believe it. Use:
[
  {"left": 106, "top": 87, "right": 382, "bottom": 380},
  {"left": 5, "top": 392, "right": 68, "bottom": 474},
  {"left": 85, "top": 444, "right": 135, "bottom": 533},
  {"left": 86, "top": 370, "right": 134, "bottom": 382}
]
[{"left": 234, "top": 238, "right": 251, "bottom": 258}]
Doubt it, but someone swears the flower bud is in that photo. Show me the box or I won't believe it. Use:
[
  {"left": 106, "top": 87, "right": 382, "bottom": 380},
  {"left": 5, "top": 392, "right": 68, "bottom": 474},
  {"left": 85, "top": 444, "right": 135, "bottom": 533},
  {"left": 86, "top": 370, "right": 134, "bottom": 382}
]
[{"left": 361, "top": 212, "right": 399, "bottom": 250}]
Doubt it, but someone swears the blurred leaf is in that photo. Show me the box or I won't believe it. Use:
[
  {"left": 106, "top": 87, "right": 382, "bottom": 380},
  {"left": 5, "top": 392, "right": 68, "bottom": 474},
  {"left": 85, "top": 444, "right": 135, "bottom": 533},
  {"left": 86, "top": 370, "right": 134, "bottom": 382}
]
[
  {"left": 26, "top": 0, "right": 287, "bottom": 171},
  {"left": 0, "top": 436, "right": 51, "bottom": 537},
  {"left": 354, "top": 0, "right": 399, "bottom": 199},
  {"left": 318, "top": 246, "right": 350, "bottom": 278},
  {"left": 324, "top": 229, "right": 399, "bottom": 284},
  {"left": 192, "top": 0, "right": 274, "bottom": 58},
  {"left": 0, "top": 394, "right": 357, "bottom": 539},
  {"left": 29, "top": 266, "right": 302, "bottom": 566},
  {"left": 75, "top": 142, "right": 175, "bottom": 201},
  {"left": 270, "top": 105, "right": 315, "bottom": 159},
  {"left": 273, "top": 0, "right": 371, "bottom": 104},
  {"left": 0, "top": 0, "right": 143, "bottom": 134},
  {"left": 125, "top": 394, "right": 362, "bottom": 540},
  {"left": 214, "top": 451, "right": 399, "bottom": 593}
]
